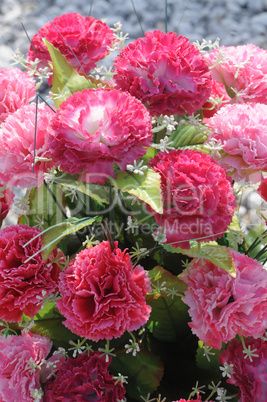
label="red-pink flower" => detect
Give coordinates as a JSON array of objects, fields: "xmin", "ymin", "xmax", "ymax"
[
  {"xmin": 113, "ymin": 30, "xmax": 212, "ymax": 116},
  {"xmin": 180, "ymin": 250, "xmax": 267, "ymax": 349},
  {"xmin": 0, "ymin": 187, "xmax": 14, "ymax": 226},
  {"xmin": 0, "ymin": 332, "xmax": 52, "ymax": 402},
  {"xmin": 0, "ymin": 68, "xmax": 35, "ymax": 124},
  {"xmin": 48, "ymin": 88, "xmax": 153, "ymax": 184},
  {"xmin": 27, "ymin": 13, "xmax": 115, "ymax": 84},
  {"xmin": 219, "ymin": 337, "xmax": 267, "ymax": 402},
  {"xmin": 0, "ymin": 224, "xmax": 65, "ymax": 322},
  {"xmin": 257, "ymin": 176, "xmax": 267, "ymax": 203},
  {"xmin": 201, "ymin": 80, "xmax": 231, "ymax": 118},
  {"xmin": 205, "ymin": 44, "xmax": 267, "ymax": 104},
  {"xmin": 204, "ymin": 103, "xmax": 267, "ymax": 183},
  {"xmin": 44, "ymin": 351, "xmax": 126, "ymax": 401},
  {"xmin": 57, "ymin": 241, "xmax": 151, "ymax": 341},
  {"xmin": 147, "ymin": 149, "xmax": 236, "ymax": 249},
  {"xmin": 0, "ymin": 103, "xmax": 55, "ymax": 188}
]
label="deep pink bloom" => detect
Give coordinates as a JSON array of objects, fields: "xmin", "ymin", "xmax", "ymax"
[
  {"xmin": 219, "ymin": 337, "xmax": 267, "ymax": 402},
  {"xmin": 57, "ymin": 241, "xmax": 151, "ymax": 341},
  {"xmin": 0, "ymin": 187, "xmax": 14, "ymax": 226},
  {"xmin": 147, "ymin": 149, "xmax": 236, "ymax": 249},
  {"xmin": 44, "ymin": 351, "xmax": 126, "ymax": 402},
  {"xmin": 204, "ymin": 103, "xmax": 267, "ymax": 183},
  {"xmin": 0, "ymin": 224, "xmax": 64, "ymax": 322},
  {"xmin": 257, "ymin": 176, "xmax": 267, "ymax": 203},
  {"xmin": 27, "ymin": 13, "xmax": 115, "ymax": 84},
  {"xmin": 0, "ymin": 68, "xmax": 35, "ymax": 124},
  {"xmin": 205, "ymin": 44, "xmax": 267, "ymax": 104},
  {"xmin": 180, "ymin": 250, "xmax": 267, "ymax": 349},
  {"xmin": 49, "ymin": 88, "xmax": 153, "ymax": 184},
  {"xmin": 0, "ymin": 103, "xmax": 55, "ymax": 188},
  {"xmin": 0, "ymin": 332, "xmax": 52, "ymax": 402},
  {"xmin": 114, "ymin": 30, "xmax": 212, "ymax": 116},
  {"xmin": 201, "ymin": 80, "xmax": 231, "ymax": 118}
]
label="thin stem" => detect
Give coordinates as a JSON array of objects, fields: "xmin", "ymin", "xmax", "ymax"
[
  {"xmin": 165, "ymin": 0, "xmax": 168, "ymax": 33},
  {"xmin": 130, "ymin": 0, "xmax": 145, "ymax": 36}
]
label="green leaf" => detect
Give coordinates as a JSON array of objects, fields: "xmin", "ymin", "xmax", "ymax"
[
  {"xmin": 113, "ymin": 167, "xmax": 163, "ymax": 214},
  {"xmin": 43, "ymin": 39, "xmax": 95, "ymax": 108},
  {"xmin": 23, "ymin": 216, "xmax": 100, "ymax": 262},
  {"xmin": 110, "ymin": 350, "xmax": 164, "ymax": 401},
  {"xmin": 55, "ymin": 172, "xmax": 111, "ymax": 205},
  {"xmin": 163, "ymin": 242, "xmax": 236, "ymax": 277},
  {"xmin": 195, "ymin": 341, "xmax": 221, "ymax": 372},
  {"xmin": 146, "ymin": 266, "xmax": 189, "ymax": 342},
  {"xmin": 31, "ymin": 302, "xmax": 79, "ymax": 344}
]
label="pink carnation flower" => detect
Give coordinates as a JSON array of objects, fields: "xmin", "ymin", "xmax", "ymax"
[
  {"xmin": 57, "ymin": 241, "xmax": 151, "ymax": 341},
  {"xmin": 0, "ymin": 187, "xmax": 14, "ymax": 226},
  {"xmin": 49, "ymin": 88, "xmax": 153, "ymax": 184},
  {"xmin": 201, "ymin": 80, "xmax": 231, "ymax": 118},
  {"xmin": 205, "ymin": 44, "xmax": 267, "ymax": 104},
  {"xmin": 204, "ymin": 103, "xmax": 267, "ymax": 183},
  {"xmin": 113, "ymin": 30, "xmax": 212, "ymax": 116},
  {"xmin": 257, "ymin": 176, "xmax": 267, "ymax": 203},
  {"xmin": 219, "ymin": 337, "xmax": 267, "ymax": 402},
  {"xmin": 0, "ymin": 68, "xmax": 35, "ymax": 124},
  {"xmin": 0, "ymin": 332, "xmax": 52, "ymax": 402},
  {"xmin": 27, "ymin": 13, "xmax": 114, "ymax": 84},
  {"xmin": 180, "ymin": 249, "xmax": 267, "ymax": 349},
  {"xmin": 0, "ymin": 224, "xmax": 64, "ymax": 322},
  {"xmin": 147, "ymin": 149, "xmax": 236, "ymax": 249},
  {"xmin": 0, "ymin": 103, "xmax": 55, "ymax": 188},
  {"xmin": 44, "ymin": 351, "xmax": 126, "ymax": 401}
]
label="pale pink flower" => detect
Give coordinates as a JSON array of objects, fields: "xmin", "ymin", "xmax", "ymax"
[
  {"xmin": 57, "ymin": 241, "xmax": 151, "ymax": 341},
  {"xmin": 49, "ymin": 88, "xmax": 153, "ymax": 184},
  {"xmin": 180, "ymin": 250, "xmax": 267, "ymax": 349},
  {"xmin": 0, "ymin": 224, "xmax": 64, "ymax": 322},
  {"xmin": 147, "ymin": 149, "xmax": 236, "ymax": 249},
  {"xmin": 114, "ymin": 30, "xmax": 212, "ymax": 116},
  {"xmin": 27, "ymin": 13, "xmax": 115, "ymax": 85},
  {"xmin": 204, "ymin": 103, "xmax": 267, "ymax": 183},
  {"xmin": 219, "ymin": 337, "xmax": 267, "ymax": 402},
  {"xmin": 0, "ymin": 332, "xmax": 52, "ymax": 402},
  {"xmin": 206, "ymin": 44, "xmax": 267, "ymax": 104},
  {"xmin": 0, "ymin": 103, "xmax": 55, "ymax": 188},
  {"xmin": 0, "ymin": 68, "xmax": 35, "ymax": 124}
]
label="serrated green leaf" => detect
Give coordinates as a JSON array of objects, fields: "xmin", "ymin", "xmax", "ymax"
[
  {"xmin": 110, "ymin": 350, "xmax": 164, "ymax": 401},
  {"xmin": 147, "ymin": 266, "xmax": 187, "ymax": 302},
  {"xmin": 43, "ymin": 39, "xmax": 95, "ymax": 108},
  {"xmin": 163, "ymin": 242, "xmax": 236, "ymax": 277},
  {"xmin": 113, "ymin": 168, "xmax": 163, "ymax": 214}
]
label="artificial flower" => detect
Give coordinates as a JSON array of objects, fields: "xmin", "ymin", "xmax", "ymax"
[
  {"xmin": 0, "ymin": 103, "xmax": 55, "ymax": 188},
  {"xmin": 57, "ymin": 241, "xmax": 151, "ymax": 340},
  {"xmin": 147, "ymin": 149, "xmax": 236, "ymax": 249},
  {"xmin": 219, "ymin": 337, "xmax": 267, "ymax": 402},
  {"xmin": 180, "ymin": 249, "xmax": 267, "ymax": 349},
  {"xmin": 205, "ymin": 43, "xmax": 267, "ymax": 104},
  {"xmin": 204, "ymin": 103, "xmax": 267, "ymax": 183},
  {"xmin": 114, "ymin": 30, "xmax": 212, "ymax": 116},
  {"xmin": 257, "ymin": 176, "xmax": 267, "ymax": 203},
  {"xmin": 44, "ymin": 351, "xmax": 126, "ymax": 401},
  {"xmin": 0, "ymin": 332, "xmax": 52, "ymax": 402},
  {"xmin": 48, "ymin": 88, "xmax": 153, "ymax": 184},
  {"xmin": 27, "ymin": 13, "xmax": 115, "ymax": 84},
  {"xmin": 0, "ymin": 224, "xmax": 65, "ymax": 322},
  {"xmin": 0, "ymin": 68, "xmax": 35, "ymax": 124},
  {"xmin": 0, "ymin": 187, "xmax": 14, "ymax": 226}
]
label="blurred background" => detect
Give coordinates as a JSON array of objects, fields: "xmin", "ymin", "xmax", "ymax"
[{"xmin": 0, "ymin": 0, "xmax": 267, "ymax": 68}]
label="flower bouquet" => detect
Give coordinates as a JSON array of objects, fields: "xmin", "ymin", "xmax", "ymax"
[{"xmin": 0, "ymin": 10, "xmax": 267, "ymax": 402}]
